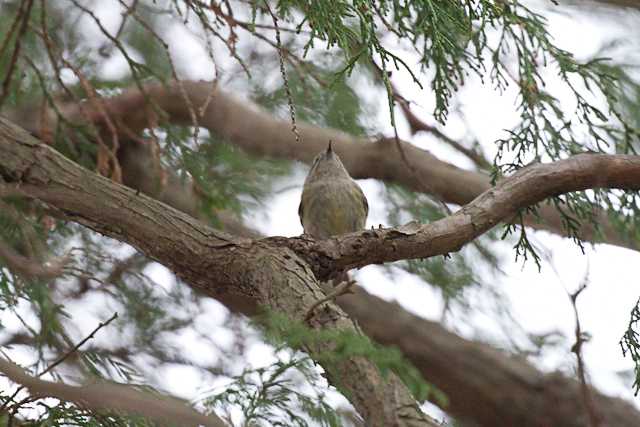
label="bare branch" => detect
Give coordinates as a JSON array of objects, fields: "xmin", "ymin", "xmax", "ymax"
[
  {"xmin": 276, "ymin": 153, "xmax": 640, "ymax": 279},
  {"xmin": 0, "ymin": 241, "xmax": 70, "ymax": 280},
  {"xmin": 0, "ymin": 358, "xmax": 226, "ymax": 427},
  {"xmin": 370, "ymin": 62, "xmax": 491, "ymax": 170},
  {"xmin": 305, "ymin": 279, "xmax": 356, "ymax": 322},
  {"xmin": 0, "ymin": 0, "xmax": 34, "ymax": 108},
  {"xmin": 9, "ymin": 80, "xmax": 633, "ymax": 251},
  {"xmin": 569, "ymin": 274, "xmax": 603, "ymax": 427},
  {"xmin": 1, "ymin": 313, "xmax": 119, "ymax": 413}
]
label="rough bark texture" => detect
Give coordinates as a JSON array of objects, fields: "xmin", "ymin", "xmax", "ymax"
[
  {"xmin": 3, "ymin": 111, "xmax": 640, "ymax": 425},
  {"xmin": 9, "ymin": 80, "xmax": 636, "ymax": 251},
  {"xmin": 222, "ymin": 217, "xmax": 640, "ymax": 427},
  {"xmin": 337, "ymin": 287, "xmax": 640, "ymax": 427},
  {"xmin": 271, "ymin": 153, "xmax": 640, "ymax": 280},
  {"xmin": 0, "ymin": 117, "xmax": 438, "ymax": 427}
]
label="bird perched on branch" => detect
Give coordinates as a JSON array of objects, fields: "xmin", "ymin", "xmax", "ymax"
[
  {"xmin": 299, "ymin": 141, "xmax": 368, "ymax": 240},
  {"xmin": 300, "ymin": 142, "xmax": 368, "ymax": 320}
]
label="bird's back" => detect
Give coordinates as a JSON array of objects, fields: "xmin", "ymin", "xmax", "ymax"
[{"xmin": 299, "ymin": 178, "xmax": 368, "ymax": 239}]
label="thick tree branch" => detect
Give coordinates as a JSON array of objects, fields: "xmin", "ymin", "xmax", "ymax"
[
  {"xmin": 0, "ymin": 359, "xmax": 226, "ymax": 427},
  {"xmin": 9, "ymin": 80, "xmax": 636, "ymax": 251},
  {"xmin": 2, "ymin": 116, "xmax": 639, "ymax": 426},
  {"xmin": 220, "ymin": 221, "xmax": 640, "ymax": 426},
  {"xmin": 0, "ymin": 117, "xmax": 438, "ymax": 427},
  {"xmin": 274, "ymin": 153, "xmax": 640, "ymax": 279}
]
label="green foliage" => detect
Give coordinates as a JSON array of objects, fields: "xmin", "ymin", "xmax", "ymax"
[
  {"xmin": 0, "ymin": 395, "xmax": 157, "ymax": 426},
  {"xmin": 161, "ymin": 126, "xmax": 292, "ymax": 223},
  {"xmin": 255, "ymin": 69, "xmax": 368, "ymax": 136},
  {"xmin": 256, "ymin": 311, "xmax": 447, "ymax": 406},
  {"xmin": 259, "ymin": 0, "xmax": 639, "ymax": 152},
  {"xmin": 620, "ymin": 299, "xmax": 640, "ymax": 395},
  {"xmin": 405, "ymin": 255, "xmax": 476, "ymax": 302},
  {"xmin": 203, "ymin": 355, "xmax": 342, "ymax": 427},
  {"xmin": 0, "ymin": 206, "xmax": 71, "ymax": 346}
]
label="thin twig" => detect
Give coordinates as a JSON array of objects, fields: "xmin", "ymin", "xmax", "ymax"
[
  {"xmin": 0, "ymin": 241, "xmax": 70, "ymax": 280},
  {"xmin": 0, "ymin": 1, "xmax": 27, "ymax": 67},
  {"xmin": 0, "ymin": 0, "xmax": 35, "ymax": 108},
  {"xmin": 1, "ymin": 313, "xmax": 119, "ymax": 412},
  {"xmin": 0, "ymin": 354, "xmax": 226, "ymax": 427},
  {"xmin": 114, "ymin": 0, "xmax": 200, "ymax": 143},
  {"xmin": 568, "ymin": 270, "xmax": 603, "ymax": 427},
  {"xmin": 264, "ymin": 1, "xmax": 301, "ymax": 144},
  {"xmin": 372, "ymin": 62, "xmax": 491, "ymax": 170},
  {"xmin": 39, "ymin": 312, "xmax": 119, "ymax": 378},
  {"xmin": 114, "ymin": 0, "xmax": 139, "ymax": 40},
  {"xmin": 305, "ymin": 279, "xmax": 356, "ymax": 322}
]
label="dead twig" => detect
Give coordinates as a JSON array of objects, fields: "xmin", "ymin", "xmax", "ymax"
[
  {"xmin": 305, "ymin": 279, "xmax": 356, "ymax": 322},
  {"xmin": 0, "ymin": 0, "xmax": 35, "ymax": 108},
  {"xmin": 1, "ymin": 313, "xmax": 118, "ymax": 412},
  {"xmin": 568, "ymin": 270, "xmax": 603, "ymax": 427}
]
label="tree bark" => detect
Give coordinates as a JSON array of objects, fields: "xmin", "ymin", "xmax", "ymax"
[
  {"xmin": 9, "ymin": 80, "xmax": 637, "ymax": 251},
  {"xmin": 3, "ymin": 116, "xmax": 640, "ymax": 426},
  {"xmin": 0, "ymin": 117, "xmax": 438, "ymax": 427}
]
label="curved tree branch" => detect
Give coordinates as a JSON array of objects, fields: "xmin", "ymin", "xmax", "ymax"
[
  {"xmin": 9, "ymin": 80, "xmax": 636, "ymax": 251},
  {"xmin": 274, "ymin": 153, "xmax": 640, "ymax": 279},
  {"xmin": 2, "ymin": 116, "xmax": 639, "ymax": 426},
  {"xmin": 0, "ymin": 117, "xmax": 438, "ymax": 427}
]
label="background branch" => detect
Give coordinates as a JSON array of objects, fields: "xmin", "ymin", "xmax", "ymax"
[
  {"xmin": 335, "ymin": 286, "xmax": 640, "ymax": 427},
  {"xmin": 8, "ymin": 80, "xmax": 636, "ymax": 251},
  {"xmin": 0, "ymin": 359, "xmax": 226, "ymax": 427}
]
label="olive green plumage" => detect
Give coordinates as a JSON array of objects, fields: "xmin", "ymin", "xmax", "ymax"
[{"xmin": 299, "ymin": 142, "xmax": 368, "ymax": 239}]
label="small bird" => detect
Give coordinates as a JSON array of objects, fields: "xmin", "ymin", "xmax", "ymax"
[
  {"xmin": 300, "ymin": 142, "xmax": 368, "ymax": 319},
  {"xmin": 299, "ymin": 141, "xmax": 368, "ymax": 240}
]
